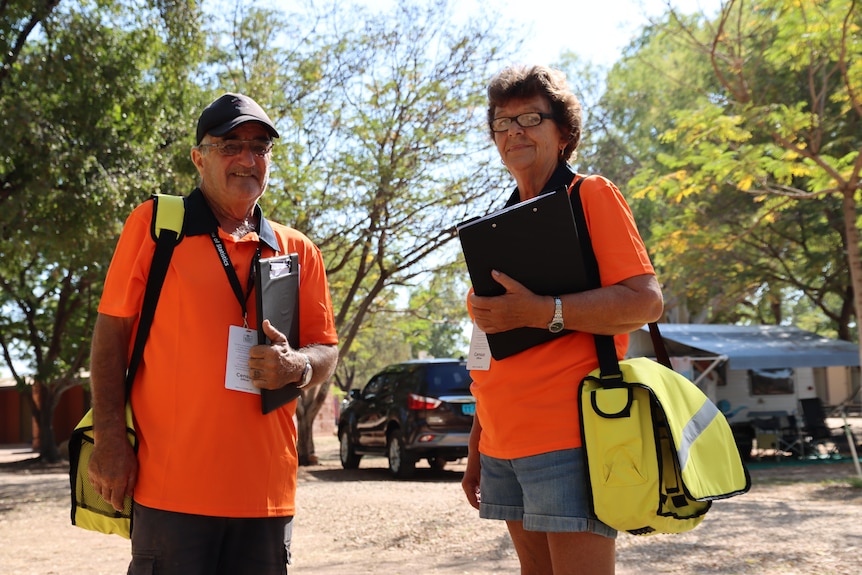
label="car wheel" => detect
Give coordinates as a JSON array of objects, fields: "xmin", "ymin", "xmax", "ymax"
[
  {"xmin": 339, "ymin": 430, "xmax": 361, "ymax": 469},
  {"xmin": 387, "ymin": 429, "xmax": 416, "ymax": 479},
  {"xmin": 427, "ymin": 456, "xmax": 447, "ymax": 471}
]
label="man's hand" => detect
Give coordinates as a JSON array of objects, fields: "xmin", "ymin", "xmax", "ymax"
[
  {"xmin": 248, "ymin": 320, "xmax": 305, "ymax": 389},
  {"xmin": 88, "ymin": 435, "xmax": 138, "ymax": 512},
  {"xmin": 88, "ymin": 312, "xmax": 137, "ymax": 512}
]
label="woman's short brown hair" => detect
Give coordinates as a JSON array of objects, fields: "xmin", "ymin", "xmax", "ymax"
[{"xmin": 487, "ymin": 65, "xmax": 582, "ymax": 162}]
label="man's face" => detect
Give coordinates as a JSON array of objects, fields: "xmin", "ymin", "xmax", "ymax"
[{"xmin": 191, "ymin": 122, "xmax": 272, "ymax": 208}]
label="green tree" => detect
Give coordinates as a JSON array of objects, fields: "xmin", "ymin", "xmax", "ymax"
[
  {"xmin": 199, "ymin": 0, "xmax": 513, "ymax": 461},
  {"xmin": 0, "ymin": 0, "xmax": 203, "ymax": 460},
  {"xmin": 291, "ymin": 0, "xmax": 510, "ymax": 460},
  {"xmin": 2, "ymin": 0, "xmax": 515, "ymax": 464},
  {"xmin": 332, "ymin": 300, "xmax": 413, "ymax": 395},
  {"xmin": 654, "ymin": 0, "xmax": 860, "ymax": 341},
  {"xmin": 581, "ymin": 1, "xmax": 859, "ymax": 343},
  {"xmin": 401, "ymin": 270, "xmax": 470, "ymax": 359},
  {"xmin": 328, "ymin": 267, "xmax": 469, "ymax": 395},
  {"xmin": 0, "ymin": 0, "xmax": 60, "ymax": 93}
]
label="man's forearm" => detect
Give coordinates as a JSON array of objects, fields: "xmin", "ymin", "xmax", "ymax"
[
  {"xmin": 89, "ymin": 313, "xmax": 135, "ymax": 442},
  {"xmin": 302, "ymin": 343, "xmax": 339, "ymax": 388}
]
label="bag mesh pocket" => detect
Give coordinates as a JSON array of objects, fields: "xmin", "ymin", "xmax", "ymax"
[
  {"xmin": 68, "ymin": 406, "xmax": 136, "ymax": 538},
  {"xmin": 71, "ymin": 434, "xmax": 133, "ymax": 520}
]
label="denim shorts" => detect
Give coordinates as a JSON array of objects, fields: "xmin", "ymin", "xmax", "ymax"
[{"xmin": 479, "ymin": 448, "xmax": 616, "ymax": 538}]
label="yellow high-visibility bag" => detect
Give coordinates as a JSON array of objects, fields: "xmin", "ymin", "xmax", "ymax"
[
  {"xmin": 566, "ymin": 177, "xmax": 749, "ymax": 535},
  {"xmin": 579, "ymin": 357, "xmax": 750, "ymax": 536},
  {"xmin": 69, "ymin": 194, "xmax": 184, "ymax": 538},
  {"xmin": 68, "ymin": 402, "xmax": 137, "ymax": 537}
]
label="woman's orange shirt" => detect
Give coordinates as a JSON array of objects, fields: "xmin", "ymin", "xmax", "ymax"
[{"xmin": 469, "ymin": 175, "xmax": 655, "ymax": 460}]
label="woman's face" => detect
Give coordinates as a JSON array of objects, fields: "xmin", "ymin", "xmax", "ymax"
[{"xmin": 493, "ymin": 95, "xmax": 566, "ymax": 179}]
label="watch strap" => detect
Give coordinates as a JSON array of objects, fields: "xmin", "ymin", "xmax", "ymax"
[
  {"xmin": 295, "ymin": 354, "xmax": 312, "ymax": 388},
  {"xmin": 548, "ymin": 296, "xmax": 564, "ymax": 332}
]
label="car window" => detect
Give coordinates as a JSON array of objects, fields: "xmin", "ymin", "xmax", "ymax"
[
  {"xmin": 425, "ymin": 364, "xmax": 472, "ymax": 395},
  {"xmin": 362, "ymin": 375, "xmax": 385, "ymax": 399},
  {"xmin": 398, "ymin": 365, "xmax": 423, "ymax": 393},
  {"xmin": 378, "ymin": 372, "xmax": 398, "ymax": 396}
]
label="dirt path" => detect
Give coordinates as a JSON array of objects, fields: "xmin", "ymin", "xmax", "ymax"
[{"xmin": 2, "ymin": 436, "xmax": 861, "ymax": 574}]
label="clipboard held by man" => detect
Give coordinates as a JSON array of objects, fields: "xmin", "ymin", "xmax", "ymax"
[{"xmin": 255, "ymin": 253, "xmax": 301, "ymax": 413}]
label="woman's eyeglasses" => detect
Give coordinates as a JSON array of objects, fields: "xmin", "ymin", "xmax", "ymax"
[
  {"xmin": 198, "ymin": 140, "xmax": 273, "ymax": 157},
  {"xmin": 490, "ymin": 112, "xmax": 554, "ymax": 133}
]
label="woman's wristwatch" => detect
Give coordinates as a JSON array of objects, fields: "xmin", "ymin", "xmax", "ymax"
[{"xmin": 547, "ymin": 296, "xmax": 564, "ymax": 333}]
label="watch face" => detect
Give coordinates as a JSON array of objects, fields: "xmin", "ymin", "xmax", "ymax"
[{"xmin": 549, "ymin": 321, "xmax": 564, "ymax": 333}]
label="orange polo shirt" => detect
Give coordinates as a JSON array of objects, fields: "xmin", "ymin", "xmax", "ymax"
[
  {"xmin": 98, "ymin": 189, "xmax": 338, "ymax": 517},
  {"xmin": 469, "ymin": 173, "xmax": 655, "ymax": 460}
]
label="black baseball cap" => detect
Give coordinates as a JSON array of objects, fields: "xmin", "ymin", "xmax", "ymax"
[{"xmin": 195, "ymin": 93, "xmax": 280, "ymax": 144}]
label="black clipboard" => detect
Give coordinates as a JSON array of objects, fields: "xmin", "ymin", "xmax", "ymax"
[
  {"xmin": 256, "ymin": 253, "xmax": 301, "ymax": 414},
  {"xmin": 457, "ymin": 188, "xmax": 588, "ymax": 360}
]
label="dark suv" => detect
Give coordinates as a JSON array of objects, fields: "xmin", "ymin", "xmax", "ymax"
[{"xmin": 337, "ymin": 359, "xmax": 475, "ymax": 478}]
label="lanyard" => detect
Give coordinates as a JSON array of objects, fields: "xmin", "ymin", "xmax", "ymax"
[{"xmin": 209, "ymin": 231, "xmax": 261, "ymax": 328}]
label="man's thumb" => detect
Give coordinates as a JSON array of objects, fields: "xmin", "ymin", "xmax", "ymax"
[{"xmin": 262, "ymin": 319, "xmax": 288, "ymax": 344}]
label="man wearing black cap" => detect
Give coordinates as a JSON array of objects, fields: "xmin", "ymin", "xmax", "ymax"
[{"xmin": 87, "ymin": 93, "xmax": 339, "ymax": 573}]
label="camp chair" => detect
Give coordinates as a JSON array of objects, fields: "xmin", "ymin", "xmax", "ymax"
[
  {"xmin": 750, "ymin": 416, "xmax": 783, "ymax": 459},
  {"xmin": 776, "ymin": 414, "xmax": 806, "ymax": 457},
  {"xmin": 798, "ymin": 398, "xmax": 854, "ymax": 457}
]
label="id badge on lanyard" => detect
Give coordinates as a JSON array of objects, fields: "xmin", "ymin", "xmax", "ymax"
[{"xmin": 209, "ymin": 231, "xmax": 262, "ymax": 394}]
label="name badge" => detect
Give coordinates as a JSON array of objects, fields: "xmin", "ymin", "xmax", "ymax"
[
  {"xmin": 225, "ymin": 325, "xmax": 260, "ymax": 394},
  {"xmin": 467, "ymin": 322, "xmax": 491, "ymax": 371}
]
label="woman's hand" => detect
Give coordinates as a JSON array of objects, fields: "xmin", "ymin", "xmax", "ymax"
[
  {"xmin": 468, "ymin": 270, "xmax": 549, "ymax": 334},
  {"xmin": 461, "ymin": 417, "xmax": 483, "ymax": 510},
  {"xmin": 469, "ymin": 271, "xmax": 663, "ymax": 336},
  {"xmin": 461, "ymin": 455, "xmax": 481, "ymax": 510}
]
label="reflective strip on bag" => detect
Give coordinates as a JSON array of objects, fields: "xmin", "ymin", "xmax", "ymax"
[{"xmin": 677, "ymin": 400, "xmax": 720, "ymax": 471}]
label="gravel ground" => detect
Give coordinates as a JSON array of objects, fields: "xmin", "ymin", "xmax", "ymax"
[{"xmin": 2, "ymin": 435, "xmax": 862, "ymax": 574}]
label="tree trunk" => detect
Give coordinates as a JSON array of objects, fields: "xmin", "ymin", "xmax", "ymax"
[
  {"xmin": 296, "ymin": 384, "xmax": 330, "ymax": 466},
  {"xmin": 841, "ymin": 187, "xmax": 862, "ymax": 368},
  {"xmin": 33, "ymin": 382, "xmax": 61, "ymax": 463}
]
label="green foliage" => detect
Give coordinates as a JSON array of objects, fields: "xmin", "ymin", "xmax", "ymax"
[
  {"xmin": 401, "ymin": 268, "xmax": 469, "ymax": 359},
  {"xmin": 581, "ymin": 0, "xmax": 861, "ymax": 339},
  {"xmin": 332, "ymin": 267, "xmax": 468, "ymax": 391},
  {"xmin": 195, "ymin": 0, "xmax": 513, "ymax": 376},
  {"xmin": 333, "ymin": 310, "xmax": 413, "ymax": 393},
  {"xmin": 0, "ymin": 0, "xmax": 61, "ymax": 92},
  {"xmin": 5, "ymin": 0, "xmax": 858, "ymax": 462},
  {"xmin": 2, "ymin": 0, "xmax": 518, "ymax": 456},
  {"xmin": 0, "ymin": 0, "xmax": 205, "ymax": 457}
]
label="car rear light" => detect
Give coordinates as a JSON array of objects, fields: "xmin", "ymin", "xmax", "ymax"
[{"xmin": 407, "ymin": 393, "xmax": 441, "ymax": 410}]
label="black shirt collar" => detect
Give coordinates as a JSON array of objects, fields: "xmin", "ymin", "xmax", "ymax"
[
  {"xmin": 182, "ymin": 188, "xmax": 280, "ymax": 252},
  {"xmin": 503, "ymin": 163, "xmax": 577, "ymax": 209}
]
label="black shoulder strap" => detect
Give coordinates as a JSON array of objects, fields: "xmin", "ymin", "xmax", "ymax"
[
  {"xmin": 568, "ymin": 176, "xmax": 670, "ymax": 377},
  {"xmin": 123, "ymin": 195, "xmax": 185, "ymax": 397}
]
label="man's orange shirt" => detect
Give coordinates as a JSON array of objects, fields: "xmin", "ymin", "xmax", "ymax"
[
  {"xmin": 469, "ymin": 175, "xmax": 655, "ymax": 460},
  {"xmin": 98, "ymin": 190, "xmax": 338, "ymax": 517}
]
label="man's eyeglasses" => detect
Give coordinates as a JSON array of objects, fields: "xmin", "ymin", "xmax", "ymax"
[
  {"xmin": 490, "ymin": 112, "xmax": 555, "ymax": 133},
  {"xmin": 198, "ymin": 140, "xmax": 274, "ymax": 157}
]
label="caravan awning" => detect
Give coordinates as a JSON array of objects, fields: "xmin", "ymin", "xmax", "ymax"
[{"xmin": 643, "ymin": 324, "xmax": 860, "ymax": 370}]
